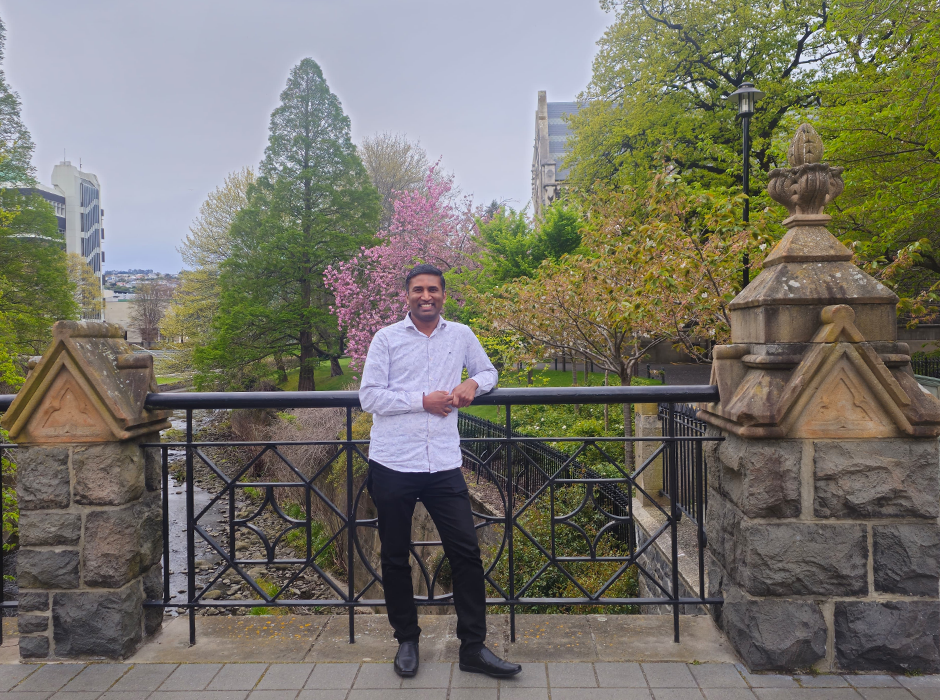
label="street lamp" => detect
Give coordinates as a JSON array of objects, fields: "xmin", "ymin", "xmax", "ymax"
[{"xmin": 728, "ymin": 81, "xmax": 764, "ymax": 287}]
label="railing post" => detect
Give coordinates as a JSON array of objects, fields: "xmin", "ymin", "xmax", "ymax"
[
  {"xmin": 505, "ymin": 404, "xmax": 515, "ymax": 643},
  {"xmin": 666, "ymin": 403, "xmax": 680, "ymax": 643},
  {"xmin": 346, "ymin": 406, "xmax": 355, "ymax": 644},
  {"xmin": 186, "ymin": 409, "xmax": 196, "ymax": 646},
  {"xmin": 0, "ymin": 321, "xmax": 170, "ymax": 660}
]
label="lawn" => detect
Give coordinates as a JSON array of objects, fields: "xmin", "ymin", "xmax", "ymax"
[
  {"xmin": 277, "ymin": 357, "xmax": 357, "ymax": 392},
  {"xmin": 156, "ymin": 376, "xmax": 182, "ymax": 385}
]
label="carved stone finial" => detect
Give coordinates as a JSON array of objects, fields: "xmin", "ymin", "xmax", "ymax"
[
  {"xmin": 787, "ymin": 123, "xmax": 824, "ymax": 166},
  {"xmin": 768, "ymin": 125, "xmax": 844, "ymax": 227}
]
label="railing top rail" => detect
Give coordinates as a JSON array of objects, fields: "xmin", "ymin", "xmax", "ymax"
[{"xmin": 0, "ymin": 384, "xmax": 718, "ymax": 413}]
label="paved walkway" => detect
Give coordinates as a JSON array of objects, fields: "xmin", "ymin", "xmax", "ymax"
[
  {"xmin": 0, "ymin": 660, "xmax": 939, "ymax": 700},
  {"xmin": 0, "ymin": 617, "xmax": 938, "ymax": 699}
]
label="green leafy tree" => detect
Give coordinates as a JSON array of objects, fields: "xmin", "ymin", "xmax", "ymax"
[
  {"xmin": 0, "ymin": 190, "xmax": 76, "ymax": 359},
  {"xmin": 566, "ymin": 0, "xmax": 835, "ymax": 198},
  {"xmin": 536, "ymin": 202, "xmax": 583, "ymax": 261},
  {"xmin": 200, "ymin": 59, "xmax": 379, "ymax": 390},
  {"xmin": 160, "ymin": 168, "xmax": 254, "ymax": 375},
  {"xmin": 0, "ymin": 17, "xmax": 35, "ymax": 185},
  {"xmin": 815, "ymin": 0, "xmax": 940, "ymax": 307}
]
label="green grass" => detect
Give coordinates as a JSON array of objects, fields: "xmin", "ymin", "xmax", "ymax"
[
  {"xmin": 460, "ymin": 369, "xmax": 662, "ymax": 422},
  {"xmin": 277, "ymin": 358, "xmax": 356, "ymax": 392},
  {"xmin": 248, "ymin": 577, "xmax": 289, "ymax": 616},
  {"xmin": 156, "ymin": 376, "xmax": 181, "ymax": 385}
]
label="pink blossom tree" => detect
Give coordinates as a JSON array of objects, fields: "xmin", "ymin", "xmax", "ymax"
[{"xmin": 324, "ymin": 166, "xmax": 479, "ymax": 370}]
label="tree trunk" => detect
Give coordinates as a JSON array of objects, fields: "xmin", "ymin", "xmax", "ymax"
[
  {"xmin": 275, "ymin": 354, "xmax": 288, "ymax": 385},
  {"xmin": 330, "ymin": 357, "xmax": 343, "ymax": 377},
  {"xmin": 298, "ymin": 333, "xmax": 316, "ymax": 391},
  {"xmin": 583, "ymin": 353, "xmax": 589, "ymax": 386},
  {"xmin": 620, "ymin": 369, "xmax": 635, "ymax": 471},
  {"xmin": 571, "ymin": 352, "xmax": 579, "ymax": 414},
  {"xmin": 527, "ymin": 367, "xmax": 533, "ymax": 386},
  {"xmin": 604, "ymin": 371, "xmax": 609, "ymax": 433}
]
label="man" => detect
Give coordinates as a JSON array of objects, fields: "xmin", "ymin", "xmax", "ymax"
[{"xmin": 360, "ymin": 263, "xmax": 522, "ymax": 679}]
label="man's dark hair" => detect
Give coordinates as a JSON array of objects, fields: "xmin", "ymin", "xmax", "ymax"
[{"xmin": 405, "ymin": 263, "xmax": 446, "ymax": 291}]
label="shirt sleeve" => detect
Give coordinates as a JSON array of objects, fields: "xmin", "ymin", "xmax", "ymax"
[
  {"xmin": 359, "ymin": 331, "xmax": 426, "ymax": 415},
  {"xmin": 465, "ymin": 328, "xmax": 499, "ymax": 396}
]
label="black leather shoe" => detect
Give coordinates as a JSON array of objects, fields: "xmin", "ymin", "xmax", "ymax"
[
  {"xmin": 459, "ymin": 646, "xmax": 522, "ymax": 678},
  {"xmin": 394, "ymin": 640, "xmax": 419, "ymax": 678}
]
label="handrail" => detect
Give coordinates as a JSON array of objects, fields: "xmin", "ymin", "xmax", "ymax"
[{"xmin": 0, "ymin": 384, "xmax": 718, "ymax": 413}]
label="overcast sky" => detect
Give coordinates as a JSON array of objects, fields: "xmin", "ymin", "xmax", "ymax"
[{"xmin": 1, "ymin": 1, "xmax": 610, "ymax": 273}]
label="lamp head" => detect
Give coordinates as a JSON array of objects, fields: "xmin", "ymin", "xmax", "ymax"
[{"xmin": 728, "ymin": 82, "xmax": 765, "ymax": 117}]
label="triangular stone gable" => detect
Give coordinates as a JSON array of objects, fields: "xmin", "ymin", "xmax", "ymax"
[
  {"xmin": 701, "ymin": 305, "xmax": 936, "ymax": 438},
  {"xmin": 1, "ymin": 321, "xmax": 170, "ymax": 444}
]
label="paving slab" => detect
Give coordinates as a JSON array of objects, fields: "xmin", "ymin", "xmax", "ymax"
[
  {"xmin": 649, "ymin": 690, "xmax": 706, "ymax": 700},
  {"xmin": 109, "ymin": 665, "xmax": 178, "ymax": 692},
  {"xmin": 206, "ymin": 664, "xmax": 268, "ymax": 690},
  {"xmin": 701, "ymin": 690, "xmax": 757, "ymax": 700},
  {"xmin": 595, "ymin": 662, "xmax": 648, "ymax": 688},
  {"xmin": 296, "ymin": 690, "xmax": 353, "ymax": 700},
  {"xmin": 499, "ymin": 687, "xmax": 550, "ymax": 700},
  {"xmin": 855, "ymin": 689, "xmax": 922, "ymax": 700},
  {"xmin": 128, "ymin": 616, "xmax": 324, "ymax": 663},
  {"xmin": 13, "ymin": 665, "xmax": 85, "ymax": 692},
  {"xmin": 752, "ymin": 690, "xmax": 865, "ymax": 699},
  {"xmin": 254, "ymin": 663, "xmax": 314, "ymax": 690},
  {"xmin": 552, "ymin": 689, "xmax": 654, "ymax": 700},
  {"xmin": 60, "ymin": 664, "xmax": 130, "ymax": 692},
  {"xmin": 505, "ymin": 616, "xmax": 596, "ymax": 662},
  {"xmin": 688, "ymin": 663, "xmax": 748, "ymax": 688},
  {"xmin": 159, "ymin": 663, "xmax": 223, "ymax": 691},
  {"xmin": 591, "ymin": 615, "xmax": 737, "ymax": 663},
  {"xmin": 400, "ymin": 662, "xmax": 453, "ymax": 689},
  {"xmin": 303, "ymin": 663, "xmax": 359, "ymax": 689},
  {"xmin": 449, "ymin": 688, "xmax": 498, "ymax": 700},
  {"xmin": 642, "ymin": 663, "xmax": 699, "ymax": 688},
  {"xmin": 548, "ymin": 662, "xmax": 598, "ymax": 687},
  {"xmin": 0, "ymin": 665, "xmax": 37, "ymax": 691}
]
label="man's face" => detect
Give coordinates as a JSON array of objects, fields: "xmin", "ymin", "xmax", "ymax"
[{"xmin": 407, "ymin": 274, "xmax": 446, "ymax": 324}]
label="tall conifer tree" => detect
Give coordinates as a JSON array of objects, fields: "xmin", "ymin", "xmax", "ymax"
[{"xmin": 201, "ymin": 59, "xmax": 379, "ymax": 390}]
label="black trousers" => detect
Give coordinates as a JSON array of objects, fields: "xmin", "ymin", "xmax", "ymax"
[{"xmin": 367, "ymin": 460, "xmax": 487, "ymax": 654}]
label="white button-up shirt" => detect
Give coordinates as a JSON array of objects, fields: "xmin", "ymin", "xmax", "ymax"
[{"xmin": 359, "ymin": 314, "xmax": 499, "ymax": 473}]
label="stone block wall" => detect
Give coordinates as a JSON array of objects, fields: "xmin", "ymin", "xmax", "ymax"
[
  {"xmin": 705, "ymin": 428, "xmax": 940, "ymax": 673},
  {"xmin": 16, "ymin": 436, "xmax": 163, "ymax": 660}
]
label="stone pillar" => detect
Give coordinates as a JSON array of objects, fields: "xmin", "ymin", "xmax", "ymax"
[
  {"xmin": 699, "ymin": 125, "xmax": 940, "ymax": 674},
  {"xmin": 634, "ymin": 403, "xmax": 664, "ymax": 507},
  {"xmin": 1, "ymin": 321, "xmax": 170, "ymax": 660}
]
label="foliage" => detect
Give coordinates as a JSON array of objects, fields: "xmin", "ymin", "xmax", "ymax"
[
  {"xmin": 0, "ymin": 190, "xmax": 77, "ymax": 363},
  {"xmin": 325, "ymin": 167, "xmax": 478, "ymax": 370},
  {"xmin": 486, "ymin": 174, "xmax": 769, "ymax": 383},
  {"xmin": 566, "ymin": 0, "xmax": 835, "ymax": 196},
  {"xmin": 1, "ymin": 431, "xmax": 17, "ymax": 553},
  {"xmin": 130, "ymin": 281, "xmax": 174, "ymax": 343},
  {"xmin": 160, "ymin": 168, "xmax": 254, "ymax": 375},
  {"xmin": 359, "ymin": 132, "xmax": 433, "ymax": 230},
  {"xmin": 815, "ymin": 0, "xmax": 940, "ymax": 307},
  {"xmin": 0, "ymin": 18, "xmax": 35, "ymax": 185},
  {"xmin": 66, "ymin": 253, "xmax": 103, "ymax": 320},
  {"xmin": 199, "ymin": 59, "xmax": 380, "ymax": 390},
  {"xmin": 480, "ymin": 174, "xmax": 770, "ymax": 465}
]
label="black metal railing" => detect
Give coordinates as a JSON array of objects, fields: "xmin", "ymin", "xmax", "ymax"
[
  {"xmin": 0, "ymin": 385, "xmax": 721, "ymax": 648},
  {"xmin": 457, "ymin": 411, "xmax": 634, "ymax": 546},
  {"xmin": 659, "ymin": 403, "xmax": 708, "ymax": 525},
  {"xmin": 912, "ymin": 356, "xmax": 940, "ymax": 379}
]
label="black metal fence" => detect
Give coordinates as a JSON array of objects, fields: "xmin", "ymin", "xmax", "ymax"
[
  {"xmin": 1, "ymin": 386, "xmax": 721, "ymax": 647},
  {"xmin": 659, "ymin": 403, "xmax": 709, "ymax": 525},
  {"xmin": 912, "ymin": 356, "xmax": 940, "ymax": 379}
]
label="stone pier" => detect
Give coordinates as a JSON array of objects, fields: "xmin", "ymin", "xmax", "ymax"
[
  {"xmin": 699, "ymin": 125, "xmax": 940, "ymax": 673},
  {"xmin": 0, "ymin": 321, "xmax": 170, "ymax": 660}
]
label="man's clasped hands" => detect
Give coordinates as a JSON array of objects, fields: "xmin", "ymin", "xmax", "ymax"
[{"xmin": 422, "ymin": 378, "xmax": 479, "ymax": 416}]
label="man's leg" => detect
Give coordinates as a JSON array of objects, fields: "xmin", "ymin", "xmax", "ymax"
[
  {"xmin": 367, "ymin": 461, "xmax": 421, "ymax": 644},
  {"xmin": 419, "ymin": 468, "xmax": 487, "ymax": 655}
]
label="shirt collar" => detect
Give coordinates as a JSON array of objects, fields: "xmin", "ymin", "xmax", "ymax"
[{"xmin": 404, "ymin": 312, "xmax": 447, "ymax": 334}]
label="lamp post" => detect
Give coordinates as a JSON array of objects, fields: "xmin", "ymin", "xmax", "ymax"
[{"xmin": 728, "ymin": 81, "xmax": 764, "ymax": 287}]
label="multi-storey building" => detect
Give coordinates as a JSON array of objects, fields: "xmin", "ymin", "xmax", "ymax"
[
  {"xmin": 51, "ymin": 161, "xmax": 104, "ymax": 282},
  {"xmin": 531, "ymin": 91, "xmax": 581, "ymax": 218}
]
